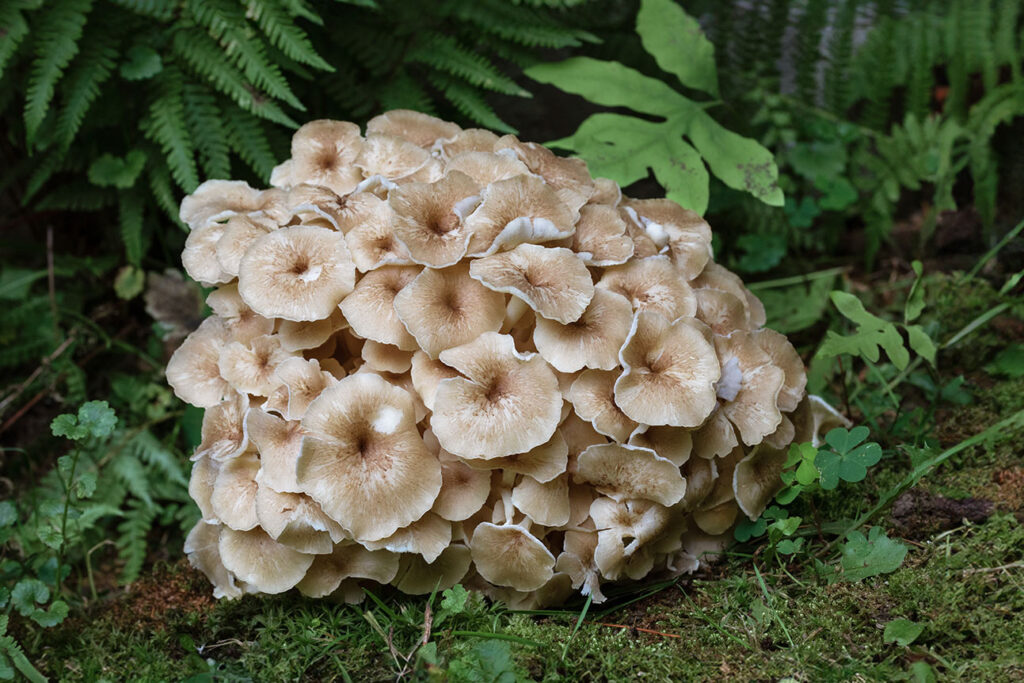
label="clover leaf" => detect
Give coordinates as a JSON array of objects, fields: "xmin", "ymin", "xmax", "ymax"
[
  {"xmin": 815, "ymin": 426, "xmax": 882, "ymax": 490},
  {"xmin": 837, "ymin": 527, "xmax": 907, "ymax": 582}
]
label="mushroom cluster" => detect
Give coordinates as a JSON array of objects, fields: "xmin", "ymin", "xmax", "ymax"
[{"xmin": 172, "ymin": 111, "xmax": 844, "ymax": 607}]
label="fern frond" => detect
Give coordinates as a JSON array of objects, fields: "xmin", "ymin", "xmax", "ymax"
[
  {"xmin": 22, "ymin": 148, "xmax": 64, "ymax": 202},
  {"xmin": 128, "ymin": 430, "xmax": 188, "ymax": 487},
  {"xmin": 140, "ymin": 68, "xmax": 199, "ymax": 191},
  {"xmin": 145, "ymin": 157, "xmax": 181, "ymax": 224},
  {"xmin": 186, "ymin": 0, "xmax": 305, "ymax": 111},
  {"xmin": 23, "ymin": 0, "xmax": 93, "ymax": 146},
  {"xmin": 822, "ymin": 0, "xmax": 858, "ymax": 115},
  {"xmin": 408, "ymin": 33, "xmax": 529, "ymax": 96},
  {"xmin": 171, "ymin": 27, "xmax": 298, "ymax": 127},
  {"xmin": 116, "ymin": 499, "xmax": 157, "ymax": 583},
  {"xmin": 993, "ymin": 0, "xmax": 1022, "ymax": 82},
  {"xmin": 108, "ymin": 0, "xmax": 175, "ymax": 20},
  {"xmin": 453, "ymin": 0, "xmax": 594, "ymax": 49},
  {"xmin": 53, "ymin": 30, "xmax": 119, "ymax": 151},
  {"xmin": 118, "ymin": 188, "xmax": 145, "ymax": 265},
  {"xmin": 182, "ymin": 83, "xmax": 231, "ymax": 179},
  {"xmin": 222, "ymin": 106, "xmax": 279, "ymax": 180},
  {"xmin": 429, "ymin": 73, "xmax": 516, "ymax": 133},
  {"xmin": 376, "ymin": 71, "xmax": 435, "ymax": 115},
  {"xmin": 37, "ymin": 181, "xmax": 116, "ymax": 211},
  {"xmin": 0, "ymin": 3, "xmax": 34, "ymax": 81},
  {"xmin": 245, "ymin": 0, "xmax": 333, "ymax": 71}
]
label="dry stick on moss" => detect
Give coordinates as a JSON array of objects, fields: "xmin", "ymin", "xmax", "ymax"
[{"xmin": 818, "ymin": 408, "xmax": 1024, "ymax": 557}]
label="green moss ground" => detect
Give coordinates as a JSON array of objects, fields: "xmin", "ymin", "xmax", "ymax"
[{"xmin": 25, "ymin": 273, "xmax": 1024, "ymax": 682}]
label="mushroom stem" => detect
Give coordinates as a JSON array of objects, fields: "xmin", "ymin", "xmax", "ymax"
[
  {"xmin": 500, "ymin": 489, "xmax": 515, "ymax": 525},
  {"xmin": 500, "ymin": 297, "xmax": 530, "ymax": 333}
]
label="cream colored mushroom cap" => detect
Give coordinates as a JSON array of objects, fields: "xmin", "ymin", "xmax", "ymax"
[
  {"xmin": 393, "ymin": 263, "xmax": 505, "ymax": 359},
  {"xmin": 596, "ymin": 255, "xmax": 696, "ymax": 319},
  {"xmin": 512, "ymin": 474, "xmax": 570, "ymax": 527},
  {"xmin": 392, "ymin": 544, "xmax": 473, "ymax": 595},
  {"xmin": 752, "ymin": 328, "xmax": 807, "ymax": 413},
  {"xmin": 464, "ymin": 174, "xmax": 577, "ymax": 257},
  {"xmin": 570, "ymin": 204, "xmax": 634, "ymax": 266},
  {"xmin": 238, "ymin": 225, "xmax": 356, "ymax": 322},
  {"xmin": 534, "ymin": 288, "xmax": 633, "ymax": 373},
  {"xmin": 195, "ymin": 393, "xmax": 249, "ymax": 462},
  {"xmin": 189, "ymin": 454, "xmax": 219, "ymax": 523},
  {"xmin": 217, "ymin": 334, "xmax": 290, "ymax": 397},
  {"xmin": 355, "ymin": 133, "xmax": 436, "ymax": 181},
  {"xmin": 179, "ymin": 179, "xmax": 264, "ymax": 230},
  {"xmin": 363, "ymin": 512, "xmax": 452, "ymax": 563},
  {"xmin": 628, "ymin": 424, "xmax": 692, "ymax": 466},
  {"xmin": 576, "ymin": 443, "xmax": 687, "ymax": 506},
  {"xmin": 255, "ymin": 484, "xmax": 347, "ymax": 554},
  {"xmin": 340, "ymin": 265, "xmax": 421, "ymax": 350},
  {"xmin": 289, "ymin": 120, "xmax": 364, "ymax": 196},
  {"xmin": 184, "ymin": 521, "xmax": 243, "ymax": 599},
  {"xmin": 166, "ymin": 316, "xmax": 233, "ymax": 408},
  {"xmin": 445, "ymin": 151, "xmax": 531, "ymax": 186},
  {"xmin": 206, "ymin": 284, "xmax": 275, "ymax": 345},
  {"xmin": 245, "ymin": 407, "xmax": 304, "ymax": 493},
  {"xmin": 733, "ymin": 445, "xmax": 788, "ymax": 521},
  {"xmin": 431, "ymin": 332, "xmax": 561, "ymax": 459},
  {"xmin": 389, "ymin": 171, "xmax": 481, "ymax": 267},
  {"xmin": 469, "ymin": 522, "xmax": 555, "ymax": 592},
  {"xmin": 461, "ymin": 430, "xmax": 568, "ymax": 484},
  {"xmin": 297, "ymin": 543, "xmax": 400, "ymax": 598},
  {"xmin": 615, "ymin": 311, "xmax": 721, "ymax": 427},
  {"xmin": 182, "ymin": 222, "xmax": 232, "ymax": 286},
  {"xmin": 216, "ymin": 214, "xmax": 276, "ymax": 278},
  {"xmin": 298, "ymin": 373, "xmax": 441, "ymax": 541},
  {"xmin": 432, "ymin": 457, "xmax": 492, "ymax": 522},
  {"xmin": 218, "ymin": 527, "xmax": 315, "ymax": 594},
  {"xmin": 566, "ymin": 369, "xmax": 638, "ymax": 443},
  {"xmin": 277, "ymin": 308, "xmax": 347, "ymax": 352},
  {"xmin": 621, "ymin": 198, "xmax": 712, "ymax": 280},
  {"xmin": 367, "ymin": 109, "xmax": 461, "ymax": 148},
  {"xmin": 410, "ymin": 351, "xmax": 461, "ymax": 411},
  {"xmin": 469, "ymin": 244, "xmax": 594, "ymax": 324},
  {"xmin": 211, "ymin": 449, "xmax": 260, "ymax": 531}
]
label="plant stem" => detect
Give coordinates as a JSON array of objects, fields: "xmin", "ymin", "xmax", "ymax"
[{"xmin": 54, "ymin": 444, "xmax": 82, "ymax": 595}]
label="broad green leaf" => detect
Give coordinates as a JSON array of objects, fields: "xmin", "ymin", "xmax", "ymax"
[
  {"xmin": 77, "ymin": 400, "xmax": 117, "ymax": 438},
  {"xmin": 819, "ymin": 291, "xmax": 910, "ymax": 369},
  {"xmin": 548, "ymin": 114, "xmax": 709, "ymax": 213},
  {"xmin": 51, "ymin": 413, "xmax": 87, "ymax": 441},
  {"xmin": 884, "ymin": 618, "xmax": 924, "ymax": 646},
  {"xmin": 0, "ymin": 502, "xmax": 15, "ymax": 528},
  {"xmin": 636, "ymin": 0, "xmax": 719, "ymax": 96},
  {"xmin": 30, "ymin": 600, "xmax": 68, "ymax": 627},
  {"xmin": 815, "ymin": 177, "xmax": 858, "ymax": 211},
  {"xmin": 758, "ymin": 274, "xmax": 835, "ymax": 335},
  {"xmin": 525, "ymin": 57, "xmax": 689, "ymax": 118},
  {"xmin": 734, "ymin": 516, "xmax": 767, "ymax": 541},
  {"xmin": 785, "ymin": 196, "xmax": 821, "ymax": 228},
  {"xmin": 686, "ymin": 110, "xmax": 784, "ymax": 206},
  {"xmin": 440, "ymin": 584, "xmax": 469, "ymax": 614},
  {"xmin": 985, "ymin": 344, "xmax": 1024, "ymax": 378},
  {"xmin": 905, "ymin": 325, "xmax": 937, "ymax": 365},
  {"xmin": 776, "ymin": 538, "xmax": 804, "ymax": 555},
  {"xmin": 10, "ymin": 579, "xmax": 48, "ymax": 616},
  {"xmin": 837, "ymin": 527, "xmax": 907, "ymax": 582}
]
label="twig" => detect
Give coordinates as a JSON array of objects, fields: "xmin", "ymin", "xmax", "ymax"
[
  {"xmin": 587, "ymin": 621, "xmax": 682, "ymax": 639},
  {"xmin": 0, "ymin": 332, "xmax": 76, "ymax": 417},
  {"xmin": 961, "ymin": 562, "xmax": 1024, "ymax": 575}
]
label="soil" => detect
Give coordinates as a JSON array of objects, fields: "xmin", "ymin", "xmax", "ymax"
[{"xmin": 890, "ymin": 489, "xmax": 994, "ymax": 539}]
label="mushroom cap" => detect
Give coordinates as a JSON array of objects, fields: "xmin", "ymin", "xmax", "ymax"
[
  {"xmin": 218, "ymin": 526, "xmax": 315, "ymax": 594},
  {"xmin": 464, "ymin": 174, "xmax": 577, "ymax": 257},
  {"xmin": 184, "ymin": 521, "xmax": 243, "ymax": 599},
  {"xmin": 469, "ymin": 244, "xmax": 594, "ymax": 324},
  {"xmin": 461, "ymin": 430, "xmax": 568, "ymax": 484},
  {"xmin": 691, "ymin": 409, "xmax": 739, "ymax": 460},
  {"xmin": 693, "ymin": 500, "xmax": 739, "ymax": 536},
  {"xmin": 628, "ymin": 425, "xmax": 692, "ymax": 466},
  {"xmin": 338, "ymin": 194, "xmax": 415, "ymax": 272},
  {"xmin": 733, "ymin": 445, "xmax": 788, "ymax": 521},
  {"xmin": 217, "ymin": 334, "xmax": 290, "ymax": 397},
  {"xmin": 206, "ymin": 284, "xmax": 275, "ymax": 345},
  {"xmin": 340, "ymin": 265, "xmax": 421, "ymax": 350},
  {"xmin": 393, "ymin": 263, "xmax": 505, "ymax": 359},
  {"xmin": 431, "ymin": 332, "xmax": 561, "ymax": 459},
  {"xmin": 297, "ymin": 543, "xmax": 400, "ymax": 598},
  {"xmin": 211, "ymin": 449, "xmax": 260, "ymax": 530},
  {"xmin": 576, "ymin": 443, "xmax": 687, "ymax": 506},
  {"xmin": 246, "ymin": 407, "xmax": 305, "ymax": 493},
  {"xmin": 469, "ymin": 522, "xmax": 555, "ymax": 591},
  {"xmin": 716, "ymin": 334, "xmax": 785, "ymax": 446},
  {"xmin": 621, "ymin": 198, "xmax": 712, "ymax": 280},
  {"xmin": 678, "ymin": 454, "xmax": 717, "ymax": 511},
  {"xmin": 360, "ymin": 340, "xmax": 414, "ymax": 374},
  {"xmin": 615, "ymin": 311, "xmax": 720, "ymax": 427},
  {"xmin": 238, "ymin": 225, "xmax": 356, "ymax": 322},
  {"xmin": 410, "ymin": 351, "xmax": 461, "ymax": 411},
  {"xmin": 367, "ymin": 109, "xmax": 461, "ymax": 149},
  {"xmin": 567, "ymin": 369, "xmax": 638, "ymax": 443},
  {"xmin": 792, "ymin": 394, "xmax": 852, "ymax": 447},
  {"xmin": 166, "ymin": 316, "xmax": 233, "ymax": 408},
  {"xmin": 589, "ymin": 177, "xmax": 622, "ymax": 207},
  {"xmin": 277, "ymin": 308, "xmax": 347, "ymax": 352},
  {"xmin": 435, "ymin": 128, "xmax": 500, "ymax": 159},
  {"xmin": 446, "ymin": 151, "xmax": 531, "ymax": 186},
  {"xmin": 363, "ymin": 512, "xmax": 452, "ymax": 563},
  {"xmin": 289, "ymin": 120, "xmax": 364, "ymax": 196},
  {"xmin": 183, "ymin": 222, "xmax": 233, "ymax": 286},
  {"xmin": 355, "ymin": 133, "xmax": 437, "ymax": 181},
  {"xmin": 752, "ymin": 328, "xmax": 807, "ymax": 413},
  {"xmin": 512, "ymin": 474, "xmax": 570, "ymax": 527},
  {"xmin": 216, "ymin": 214, "xmax": 276, "ymax": 278},
  {"xmin": 179, "ymin": 180, "xmax": 265, "ymax": 230},
  {"xmin": 596, "ymin": 255, "xmax": 697, "ymax": 320},
  {"xmin": 432, "ymin": 457, "xmax": 492, "ymax": 522},
  {"xmin": 695, "ymin": 288, "xmax": 749, "ymax": 336},
  {"xmin": 389, "ymin": 171, "xmax": 481, "ymax": 267},
  {"xmin": 392, "ymin": 544, "xmax": 473, "ymax": 595},
  {"xmin": 255, "ymin": 484, "xmax": 347, "ymax": 554},
  {"xmin": 534, "ymin": 289, "xmax": 633, "ymax": 373},
  {"xmin": 262, "ymin": 357, "xmax": 337, "ymax": 421},
  {"xmin": 298, "ymin": 373, "xmax": 441, "ymax": 541},
  {"xmin": 569, "ymin": 204, "xmax": 634, "ymax": 266},
  {"xmin": 189, "ymin": 454, "xmax": 219, "ymax": 522},
  {"xmin": 195, "ymin": 392, "xmax": 249, "ymax": 461},
  {"xmin": 494, "ymin": 136, "xmax": 595, "ymax": 211},
  {"xmin": 693, "ymin": 263, "xmax": 765, "ymax": 327}
]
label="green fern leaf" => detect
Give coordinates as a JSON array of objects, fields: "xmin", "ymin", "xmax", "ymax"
[
  {"xmin": 140, "ymin": 69, "xmax": 199, "ymax": 191},
  {"xmin": 53, "ymin": 35, "xmax": 119, "ymax": 151},
  {"xmin": 108, "ymin": 0, "xmax": 175, "ymax": 20},
  {"xmin": 116, "ymin": 499, "xmax": 157, "ymax": 584},
  {"xmin": 245, "ymin": 0, "xmax": 334, "ymax": 71},
  {"xmin": 129, "ymin": 430, "xmax": 188, "ymax": 487},
  {"xmin": 453, "ymin": 0, "xmax": 595, "ymax": 49},
  {"xmin": 377, "ymin": 71, "xmax": 435, "ymax": 115},
  {"xmin": 429, "ymin": 73, "xmax": 515, "ymax": 133},
  {"xmin": 0, "ymin": 3, "xmax": 34, "ymax": 81},
  {"xmin": 118, "ymin": 188, "xmax": 145, "ymax": 265},
  {"xmin": 37, "ymin": 181, "xmax": 116, "ymax": 211},
  {"xmin": 222, "ymin": 106, "xmax": 279, "ymax": 180},
  {"xmin": 182, "ymin": 83, "xmax": 231, "ymax": 179},
  {"xmin": 22, "ymin": 148, "xmax": 64, "ymax": 202},
  {"xmin": 145, "ymin": 157, "xmax": 182, "ymax": 224},
  {"xmin": 409, "ymin": 33, "xmax": 529, "ymax": 96},
  {"xmin": 23, "ymin": 0, "xmax": 94, "ymax": 146}
]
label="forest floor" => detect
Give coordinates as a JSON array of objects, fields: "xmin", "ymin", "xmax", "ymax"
[{"xmin": 21, "ymin": 266, "xmax": 1024, "ymax": 682}]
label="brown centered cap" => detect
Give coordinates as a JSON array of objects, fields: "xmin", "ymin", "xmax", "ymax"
[
  {"xmin": 289, "ymin": 120, "xmax": 364, "ymax": 196},
  {"xmin": 615, "ymin": 312, "xmax": 720, "ymax": 427},
  {"xmin": 389, "ymin": 171, "xmax": 481, "ymax": 267},
  {"xmin": 296, "ymin": 543, "xmax": 400, "ymax": 598},
  {"xmin": 469, "ymin": 244, "xmax": 595, "ymax": 324},
  {"xmin": 184, "ymin": 521, "xmax": 243, "ymax": 599},
  {"xmin": 463, "ymin": 174, "xmax": 577, "ymax": 257},
  {"xmin": 366, "ymin": 109, "xmax": 462, "ymax": 149},
  {"xmin": 238, "ymin": 225, "xmax": 356, "ymax": 322},
  {"xmin": 166, "ymin": 316, "xmax": 234, "ymax": 408},
  {"xmin": 733, "ymin": 444, "xmax": 788, "ymax": 521},
  {"xmin": 391, "ymin": 544, "xmax": 473, "ymax": 595},
  {"xmin": 297, "ymin": 373, "xmax": 441, "ymax": 541},
  {"xmin": 218, "ymin": 526, "xmax": 315, "ymax": 594},
  {"xmin": 340, "ymin": 265, "xmax": 421, "ymax": 350},
  {"xmin": 431, "ymin": 332, "xmax": 561, "ymax": 459},
  {"xmin": 534, "ymin": 288, "xmax": 633, "ymax": 373},
  {"xmin": 566, "ymin": 369, "xmax": 638, "ymax": 443},
  {"xmin": 568, "ymin": 204, "xmax": 634, "ymax": 266},
  {"xmin": 596, "ymin": 256, "xmax": 697, "ymax": 320}
]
